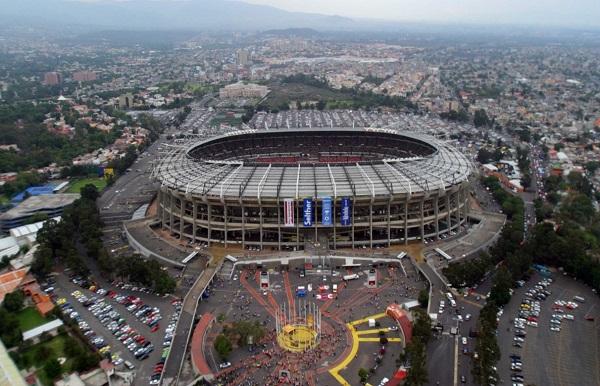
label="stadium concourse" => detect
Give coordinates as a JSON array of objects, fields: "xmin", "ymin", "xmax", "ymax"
[{"xmin": 153, "ymin": 127, "xmax": 472, "ymax": 251}]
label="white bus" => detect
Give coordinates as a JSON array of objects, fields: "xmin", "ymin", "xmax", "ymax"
[
  {"xmin": 182, "ymin": 251, "xmax": 198, "ymax": 264},
  {"xmin": 343, "ymin": 274, "xmax": 359, "ymax": 281},
  {"xmin": 435, "ymin": 248, "xmax": 453, "ymax": 261}
]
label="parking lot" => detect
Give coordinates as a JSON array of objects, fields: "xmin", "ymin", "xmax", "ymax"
[
  {"xmin": 49, "ymin": 271, "xmax": 182, "ymax": 385},
  {"xmin": 497, "ymin": 272, "xmax": 600, "ymax": 386},
  {"xmin": 247, "ymin": 110, "xmax": 482, "ymax": 140}
]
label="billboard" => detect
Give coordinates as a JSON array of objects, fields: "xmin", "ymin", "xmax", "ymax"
[
  {"xmin": 321, "ymin": 196, "xmax": 332, "ymax": 226},
  {"xmin": 303, "ymin": 198, "xmax": 313, "ymax": 227},
  {"xmin": 283, "ymin": 199, "xmax": 295, "ymax": 227},
  {"xmin": 340, "ymin": 197, "xmax": 352, "ymax": 226}
]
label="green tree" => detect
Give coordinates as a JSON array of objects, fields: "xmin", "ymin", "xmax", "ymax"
[
  {"xmin": 35, "ymin": 345, "xmax": 53, "ymax": 363},
  {"xmin": 473, "ymin": 109, "xmax": 490, "ymax": 127},
  {"xmin": 214, "ymin": 334, "xmax": 232, "ymax": 360},
  {"xmin": 358, "ymin": 367, "xmax": 369, "ymax": 383},
  {"xmin": 405, "ymin": 340, "xmax": 428, "ymax": 386},
  {"xmin": 43, "ymin": 358, "xmax": 62, "ymax": 380},
  {"xmin": 3, "ymin": 290, "xmax": 25, "ymax": 312},
  {"xmin": 80, "ymin": 184, "xmax": 99, "ymax": 201},
  {"xmin": 0, "ymin": 308, "xmax": 22, "ymax": 348},
  {"xmin": 418, "ymin": 289, "xmax": 429, "ymax": 308},
  {"xmin": 489, "ymin": 267, "xmax": 513, "ymax": 306},
  {"xmin": 585, "ymin": 161, "xmax": 600, "ymax": 174}
]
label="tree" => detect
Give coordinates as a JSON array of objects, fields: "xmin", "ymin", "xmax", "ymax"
[
  {"xmin": 405, "ymin": 340, "xmax": 428, "ymax": 386},
  {"xmin": 585, "ymin": 161, "xmax": 600, "ymax": 174},
  {"xmin": 3, "ymin": 290, "xmax": 24, "ymax": 312},
  {"xmin": 418, "ymin": 289, "xmax": 429, "ymax": 308},
  {"xmin": 358, "ymin": 367, "xmax": 369, "ymax": 383},
  {"xmin": 80, "ymin": 183, "xmax": 99, "ymax": 201},
  {"xmin": 489, "ymin": 267, "xmax": 513, "ymax": 306},
  {"xmin": 43, "ymin": 358, "xmax": 62, "ymax": 380},
  {"xmin": 0, "ymin": 308, "xmax": 22, "ymax": 348},
  {"xmin": 35, "ymin": 345, "xmax": 53, "ymax": 363},
  {"xmin": 214, "ymin": 334, "xmax": 232, "ymax": 360},
  {"xmin": 73, "ymin": 353, "xmax": 100, "ymax": 372},
  {"xmin": 473, "ymin": 109, "xmax": 490, "ymax": 128}
]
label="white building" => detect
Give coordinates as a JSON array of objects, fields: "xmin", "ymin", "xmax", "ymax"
[{"xmin": 219, "ymin": 82, "xmax": 269, "ymax": 99}]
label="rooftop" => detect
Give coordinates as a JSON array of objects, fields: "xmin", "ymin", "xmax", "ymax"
[
  {"xmin": 0, "ymin": 194, "xmax": 79, "ymax": 221},
  {"xmin": 155, "ymin": 128, "xmax": 472, "ymax": 200},
  {"xmin": 22, "ymin": 319, "xmax": 64, "ymax": 341}
]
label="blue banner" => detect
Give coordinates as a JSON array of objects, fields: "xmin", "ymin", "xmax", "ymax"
[
  {"xmin": 321, "ymin": 197, "xmax": 332, "ymax": 226},
  {"xmin": 340, "ymin": 197, "xmax": 351, "ymax": 226},
  {"xmin": 303, "ymin": 198, "xmax": 313, "ymax": 227}
]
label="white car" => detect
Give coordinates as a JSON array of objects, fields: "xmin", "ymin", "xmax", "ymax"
[
  {"xmin": 550, "ymin": 326, "xmax": 561, "ymax": 332},
  {"xmin": 461, "ymin": 337, "xmax": 467, "ymax": 345},
  {"xmin": 219, "ymin": 362, "xmax": 232, "ymax": 369}
]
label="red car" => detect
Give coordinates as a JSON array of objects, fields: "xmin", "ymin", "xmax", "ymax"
[
  {"xmin": 151, "ymin": 325, "xmax": 160, "ymax": 333},
  {"xmin": 585, "ymin": 315, "xmax": 595, "ymax": 321}
]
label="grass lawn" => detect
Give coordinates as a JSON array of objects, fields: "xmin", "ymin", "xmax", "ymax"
[
  {"xmin": 66, "ymin": 177, "xmax": 107, "ymax": 194},
  {"xmin": 19, "ymin": 334, "xmax": 74, "ymax": 386},
  {"xmin": 16, "ymin": 307, "xmax": 51, "ymax": 331},
  {"xmin": 264, "ymin": 81, "xmax": 346, "ymax": 109}
]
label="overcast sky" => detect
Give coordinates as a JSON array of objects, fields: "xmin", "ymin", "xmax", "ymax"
[{"xmin": 242, "ymin": 0, "xmax": 600, "ymax": 28}]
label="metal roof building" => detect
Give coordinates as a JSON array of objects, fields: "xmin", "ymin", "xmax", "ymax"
[{"xmin": 154, "ymin": 128, "xmax": 472, "ymax": 251}]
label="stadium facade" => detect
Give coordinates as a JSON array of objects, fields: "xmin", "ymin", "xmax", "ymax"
[{"xmin": 154, "ymin": 128, "xmax": 472, "ymax": 250}]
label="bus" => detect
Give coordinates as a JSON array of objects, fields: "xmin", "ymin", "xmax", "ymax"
[
  {"xmin": 574, "ymin": 296, "xmax": 585, "ymax": 303},
  {"xmin": 343, "ymin": 274, "xmax": 359, "ymax": 281},
  {"xmin": 182, "ymin": 251, "xmax": 198, "ymax": 264},
  {"xmin": 435, "ymin": 248, "xmax": 453, "ymax": 261}
]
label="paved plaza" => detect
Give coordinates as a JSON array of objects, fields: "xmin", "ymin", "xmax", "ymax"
[{"xmin": 181, "ymin": 255, "xmax": 427, "ymax": 386}]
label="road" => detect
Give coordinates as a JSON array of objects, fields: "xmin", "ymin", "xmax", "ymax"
[
  {"xmin": 161, "ymin": 261, "xmax": 221, "ymax": 385},
  {"xmin": 418, "ymin": 256, "xmax": 485, "ymax": 386}
]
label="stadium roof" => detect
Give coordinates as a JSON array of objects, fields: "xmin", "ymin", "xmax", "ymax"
[{"xmin": 154, "ymin": 128, "xmax": 472, "ymax": 200}]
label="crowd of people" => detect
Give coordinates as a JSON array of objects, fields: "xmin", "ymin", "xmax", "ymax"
[{"xmin": 207, "ymin": 260, "xmax": 427, "ymax": 385}]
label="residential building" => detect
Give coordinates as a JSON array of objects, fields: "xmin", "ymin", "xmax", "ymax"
[
  {"xmin": 43, "ymin": 72, "xmax": 62, "ymax": 85},
  {"xmin": 72, "ymin": 71, "xmax": 97, "ymax": 82}
]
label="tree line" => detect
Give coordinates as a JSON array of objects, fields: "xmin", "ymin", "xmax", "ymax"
[{"xmin": 31, "ymin": 184, "xmax": 176, "ymax": 294}]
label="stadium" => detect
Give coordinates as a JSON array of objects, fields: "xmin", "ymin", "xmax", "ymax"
[{"xmin": 153, "ymin": 128, "xmax": 472, "ymax": 250}]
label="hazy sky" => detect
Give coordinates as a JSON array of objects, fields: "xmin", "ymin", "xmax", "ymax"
[{"xmin": 243, "ymin": 0, "xmax": 600, "ymax": 27}]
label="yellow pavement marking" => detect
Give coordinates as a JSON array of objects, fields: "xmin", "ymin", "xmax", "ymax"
[
  {"xmin": 330, "ymin": 312, "xmax": 401, "ymax": 385},
  {"xmin": 356, "ymin": 328, "xmax": 391, "ymax": 336},
  {"xmin": 358, "ymin": 337, "xmax": 402, "ymax": 343},
  {"xmin": 328, "ymin": 323, "xmax": 358, "ymax": 386},
  {"xmin": 349, "ymin": 312, "xmax": 388, "ymax": 326}
]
